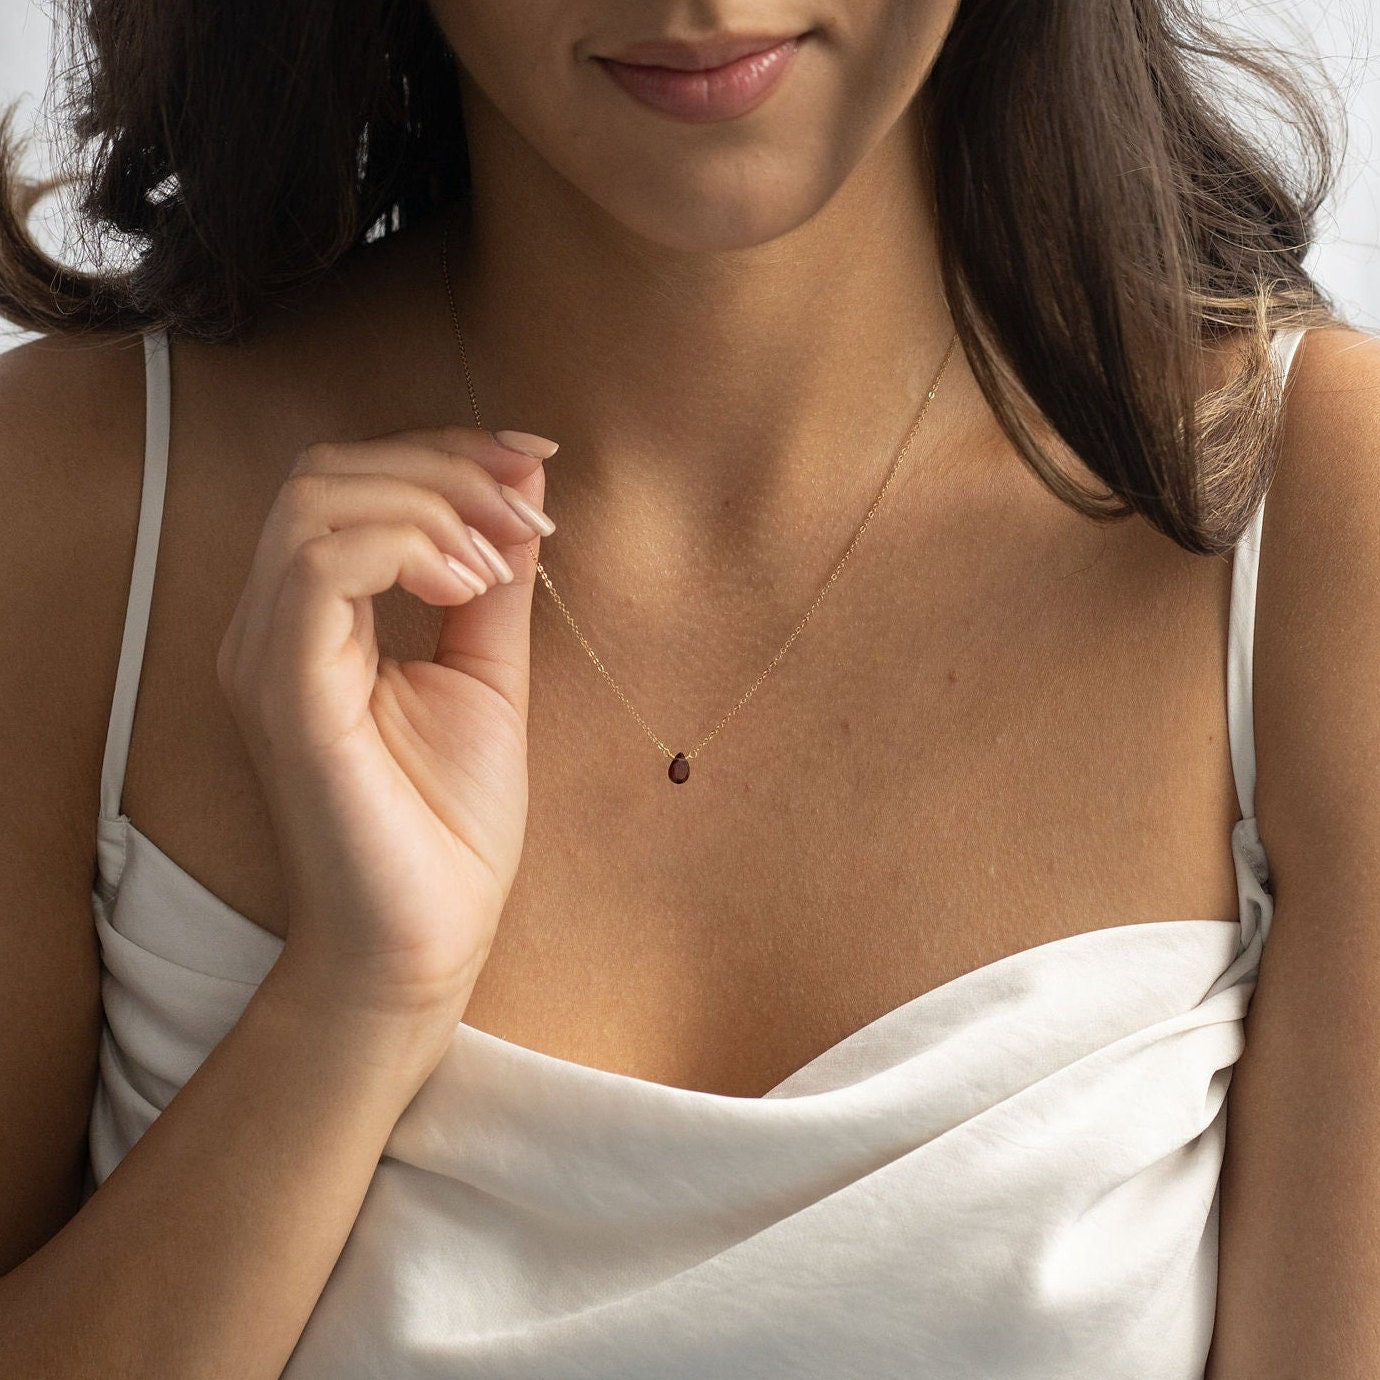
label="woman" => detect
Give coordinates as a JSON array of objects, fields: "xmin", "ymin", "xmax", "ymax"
[{"xmin": 0, "ymin": 0, "xmax": 1375, "ymax": 1374}]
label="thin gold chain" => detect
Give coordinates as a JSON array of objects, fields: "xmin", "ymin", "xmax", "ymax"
[{"xmin": 441, "ymin": 212, "xmax": 959, "ymax": 773}]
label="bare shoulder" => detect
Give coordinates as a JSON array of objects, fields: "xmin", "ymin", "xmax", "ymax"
[
  {"xmin": 1255, "ymin": 323, "xmax": 1380, "ymax": 845},
  {"xmin": 0, "ymin": 326, "xmax": 150, "ymax": 1271},
  {"xmin": 0, "ymin": 325, "xmax": 148, "ymax": 451},
  {"xmin": 0, "ymin": 327, "xmax": 152, "ymax": 824},
  {"xmin": 0, "ymin": 310, "xmax": 153, "ymax": 808},
  {"xmin": 1208, "ymin": 321, "xmax": 1380, "ymax": 1378}
]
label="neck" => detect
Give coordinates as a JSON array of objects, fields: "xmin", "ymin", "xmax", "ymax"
[
  {"xmin": 289, "ymin": 77, "xmax": 1003, "ymax": 627},
  {"xmin": 437, "ymin": 75, "xmax": 974, "ymax": 555}
]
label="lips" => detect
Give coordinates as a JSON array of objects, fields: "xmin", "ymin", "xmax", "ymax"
[
  {"xmin": 593, "ymin": 32, "xmax": 810, "ymax": 123},
  {"xmin": 601, "ymin": 32, "xmax": 807, "ymax": 71}
]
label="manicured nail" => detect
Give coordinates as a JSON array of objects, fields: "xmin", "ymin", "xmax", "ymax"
[
  {"xmin": 492, "ymin": 429, "xmax": 559, "ymax": 460},
  {"xmin": 498, "ymin": 484, "xmax": 556, "ymax": 535},
  {"xmin": 444, "ymin": 555, "xmax": 488, "ymax": 594},
  {"xmin": 465, "ymin": 524, "xmax": 514, "ymax": 583}
]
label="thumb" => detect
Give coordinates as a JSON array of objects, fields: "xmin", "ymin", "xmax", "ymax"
[{"xmin": 431, "ymin": 462, "xmax": 549, "ymax": 725}]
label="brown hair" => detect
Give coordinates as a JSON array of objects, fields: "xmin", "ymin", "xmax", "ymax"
[{"xmin": 0, "ymin": 0, "xmax": 1353, "ymax": 555}]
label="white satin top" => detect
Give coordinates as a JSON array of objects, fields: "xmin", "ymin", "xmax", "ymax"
[{"xmin": 83, "ymin": 325, "xmax": 1308, "ymax": 1378}]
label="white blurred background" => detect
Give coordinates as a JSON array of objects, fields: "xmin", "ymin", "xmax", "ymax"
[{"xmin": 0, "ymin": 0, "xmax": 1376, "ymax": 354}]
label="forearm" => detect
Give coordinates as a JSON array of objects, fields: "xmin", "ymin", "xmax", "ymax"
[{"xmin": 0, "ymin": 959, "xmax": 450, "ymax": 1379}]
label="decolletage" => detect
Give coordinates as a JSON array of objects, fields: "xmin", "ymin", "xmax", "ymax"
[{"xmin": 83, "ymin": 326, "xmax": 1306, "ymax": 1378}]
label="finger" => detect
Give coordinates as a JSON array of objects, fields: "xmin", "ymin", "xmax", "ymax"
[
  {"xmin": 430, "ymin": 462, "xmax": 548, "ymax": 722},
  {"xmin": 270, "ymin": 471, "xmax": 509, "ymax": 593},
  {"xmin": 317, "ymin": 424, "xmax": 555, "ymax": 487},
  {"xmin": 291, "ymin": 439, "xmax": 554, "ymax": 557},
  {"xmin": 267, "ymin": 522, "xmax": 494, "ymax": 700},
  {"xmin": 234, "ymin": 465, "xmax": 550, "ymax": 663}
]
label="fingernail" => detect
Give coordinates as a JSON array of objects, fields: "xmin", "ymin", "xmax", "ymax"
[
  {"xmin": 492, "ymin": 429, "xmax": 560, "ymax": 460},
  {"xmin": 445, "ymin": 555, "xmax": 489, "ymax": 594},
  {"xmin": 465, "ymin": 524, "xmax": 514, "ymax": 583},
  {"xmin": 498, "ymin": 483, "xmax": 556, "ymax": 535}
]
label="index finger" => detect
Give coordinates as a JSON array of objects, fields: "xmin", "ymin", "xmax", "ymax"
[{"xmin": 383, "ymin": 424, "xmax": 560, "ymax": 478}]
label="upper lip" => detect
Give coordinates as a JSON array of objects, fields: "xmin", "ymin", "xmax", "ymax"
[{"xmin": 596, "ymin": 32, "xmax": 807, "ymax": 71}]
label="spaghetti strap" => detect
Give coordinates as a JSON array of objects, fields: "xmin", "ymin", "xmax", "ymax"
[
  {"xmin": 98, "ymin": 327, "xmax": 171, "ymax": 822},
  {"xmin": 1225, "ymin": 324, "xmax": 1308, "ymax": 824}
]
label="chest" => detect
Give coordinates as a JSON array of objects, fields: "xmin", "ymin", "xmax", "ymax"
[{"xmin": 115, "ymin": 434, "xmax": 1245, "ymax": 1098}]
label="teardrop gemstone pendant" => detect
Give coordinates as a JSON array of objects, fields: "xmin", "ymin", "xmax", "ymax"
[{"xmin": 668, "ymin": 751, "xmax": 690, "ymax": 784}]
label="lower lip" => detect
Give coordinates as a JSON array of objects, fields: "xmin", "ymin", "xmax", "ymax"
[{"xmin": 595, "ymin": 36, "xmax": 806, "ymax": 124}]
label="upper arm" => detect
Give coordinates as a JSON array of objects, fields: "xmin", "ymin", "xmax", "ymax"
[
  {"xmin": 1208, "ymin": 324, "xmax": 1380, "ymax": 1377},
  {"xmin": 0, "ymin": 329, "xmax": 148, "ymax": 1275}
]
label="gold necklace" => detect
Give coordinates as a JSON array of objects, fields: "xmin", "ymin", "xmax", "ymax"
[{"xmin": 440, "ymin": 214, "xmax": 959, "ymax": 784}]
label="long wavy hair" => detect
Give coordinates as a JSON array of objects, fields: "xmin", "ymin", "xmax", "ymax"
[{"xmin": 0, "ymin": 0, "xmax": 1353, "ymax": 555}]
